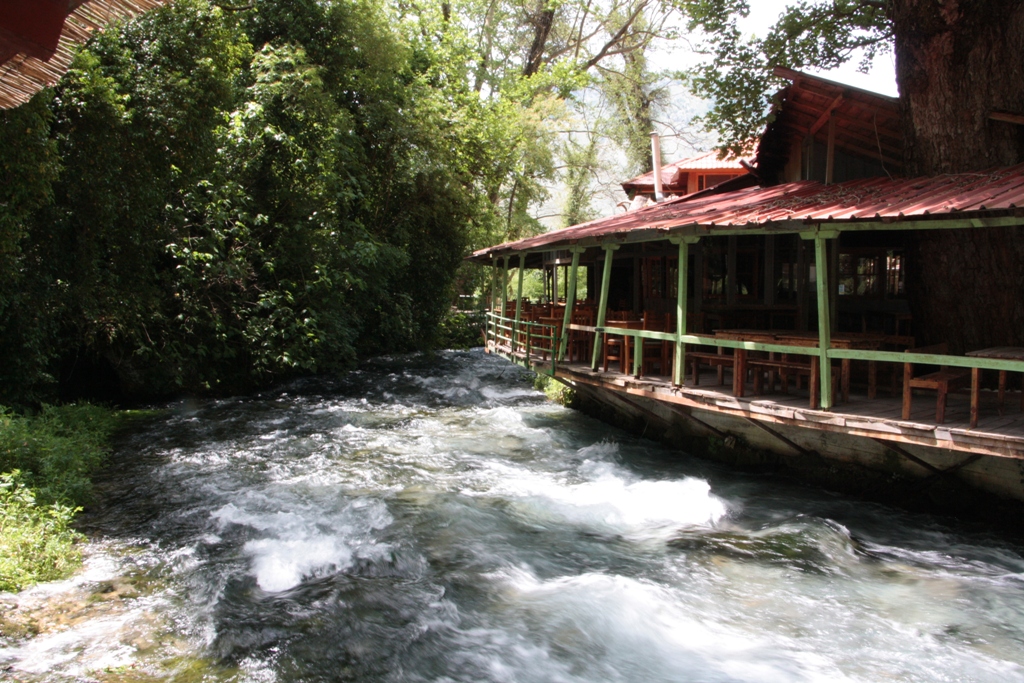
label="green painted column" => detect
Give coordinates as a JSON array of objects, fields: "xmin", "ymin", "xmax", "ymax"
[
  {"xmin": 813, "ymin": 234, "xmax": 834, "ymax": 409},
  {"xmin": 500, "ymin": 256, "xmax": 509, "ymax": 315},
  {"xmin": 591, "ymin": 244, "xmax": 619, "ymax": 370},
  {"xmin": 672, "ymin": 237, "xmax": 698, "ymax": 386},
  {"xmin": 513, "ymin": 253, "xmax": 525, "ymax": 354},
  {"xmin": 489, "ymin": 258, "xmax": 498, "ymax": 347},
  {"xmin": 490, "ymin": 257, "xmax": 497, "ymax": 312},
  {"xmin": 558, "ymin": 248, "xmax": 582, "ymax": 362}
]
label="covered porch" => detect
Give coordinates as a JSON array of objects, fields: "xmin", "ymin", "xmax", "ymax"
[{"xmin": 472, "ymin": 168, "xmax": 1024, "ymax": 460}]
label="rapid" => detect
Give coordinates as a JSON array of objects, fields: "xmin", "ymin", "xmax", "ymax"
[{"xmin": 3, "ymin": 350, "xmax": 1024, "ymax": 682}]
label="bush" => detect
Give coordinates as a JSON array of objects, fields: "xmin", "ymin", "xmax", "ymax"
[
  {"xmin": 0, "ymin": 404, "xmax": 116, "ymax": 592},
  {"xmin": 0, "ymin": 472, "xmax": 84, "ymax": 593},
  {"xmin": 533, "ymin": 372, "xmax": 576, "ymax": 407},
  {"xmin": 0, "ymin": 403, "xmax": 116, "ymax": 506},
  {"xmin": 435, "ymin": 310, "xmax": 486, "ymax": 350}
]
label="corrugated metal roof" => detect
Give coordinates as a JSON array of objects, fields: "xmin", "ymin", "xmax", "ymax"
[
  {"xmin": 621, "ymin": 151, "xmax": 749, "ymax": 193},
  {"xmin": 471, "ymin": 165, "xmax": 1024, "ymax": 261},
  {"xmin": 1, "ymin": 1, "xmax": 168, "ymax": 110}
]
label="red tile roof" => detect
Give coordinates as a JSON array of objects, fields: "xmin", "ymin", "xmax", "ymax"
[
  {"xmin": 470, "ymin": 165, "xmax": 1024, "ymax": 261},
  {"xmin": 621, "ymin": 151, "xmax": 749, "ymax": 194}
]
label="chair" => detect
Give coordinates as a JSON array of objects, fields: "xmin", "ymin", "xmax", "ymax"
[
  {"xmin": 569, "ymin": 309, "xmax": 595, "ymax": 362},
  {"xmin": 602, "ymin": 319, "xmax": 641, "ymax": 373},
  {"xmin": 902, "ymin": 343, "xmax": 970, "ymax": 423},
  {"xmin": 640, "ymin": 312, "xmax": 672, "ymax": 377}
]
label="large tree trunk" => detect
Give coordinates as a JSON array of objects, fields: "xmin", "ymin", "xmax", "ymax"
[
  {"xmin": 893, "ymin": 0, "xmax": 1024, "ymax": 351},
  {"xmin": 523, "ymin": 5, "xmax": 556, "ymax": 77}
]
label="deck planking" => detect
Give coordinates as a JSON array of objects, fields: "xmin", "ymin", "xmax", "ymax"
[{"xmin": 540, "ymin": 355, "xmax": 1024, "ymax": 460}]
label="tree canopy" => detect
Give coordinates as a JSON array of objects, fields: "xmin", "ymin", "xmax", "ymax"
[{"xmin": 0, "ymin": 0, "xmax": 699, "ymax": 405}]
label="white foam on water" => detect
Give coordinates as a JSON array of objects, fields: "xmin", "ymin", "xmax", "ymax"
[
  {"xmin": 3, "ymin": 611, "xmax": 140, "ymax": 676},
  {"xmin": 490, "ymin": 567, "xmax": 857, "ymax": 683},
  {"xmin": 243, "ymin": 536, "xmax": 354, "ymax": 593},
  {"xmin": 469, "ymin": 448, "xmax": 727, "ymax": 539},
  {"xmin": 211, "ymin": 495, "xmax": 394, "ymax": 593}
]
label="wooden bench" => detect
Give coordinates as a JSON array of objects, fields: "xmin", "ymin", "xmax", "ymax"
[
  {"xmin": 747, "ymin": 355, "xmax": 813, "ymax": 395},
  {"xmin": 902, "ymin": 343, "xmax": 970, "ymax": 424},
  {"xmin": 689, "ymin": 349, "xmax": 733, "ymax": 386}
]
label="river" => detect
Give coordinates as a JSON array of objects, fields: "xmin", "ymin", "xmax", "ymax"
[{"xmin": 3, "ymin": 350, "xmax": 1024, "ymax": 682}]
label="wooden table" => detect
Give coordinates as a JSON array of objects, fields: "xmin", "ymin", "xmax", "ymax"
[
  {"xmin": 967, "ymin": 347, "xmax": 1024, "ymax": 428},
  {"xmin": 713, "ymin": 330, "xmax": 777, "ymax": 398},
  {"xmin": 715, "ymin": 330, "xmax": 886, "ymax": 407}
]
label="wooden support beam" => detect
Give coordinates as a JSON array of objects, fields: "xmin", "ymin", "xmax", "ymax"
[
  {"xmin": 671, "ymin": 237, "xmax": 696, "ymax": 386},
  {"xmin": 872, "ymin": 438, "xmax": 943, "ymax": 475},
  {"xmin": 908, "ymin": 454, "xmax": 985, "ymax": 494},
  {"xmin": 500, "ymin": 256, "xmax": 509, "ymax": 314},
  {"xmin": 665, "ymin": 403, "xmax": 727, "ymax": 438},
  {"xmin": 513, "ymin": 256, "xmax": 525, "ymax": 353},
  {"xmin": 558, "ymin": 248, "xmax": 582, "ymax": 361},
  {"xmin": 990, "ymin": 110, "xmax": 1024, "ymax": 126},
  {"xmin": 745, "ymin": 417, "xmax": 814, "ymax": 457},
  {"xmin": 812, "ymin": 234, "xmax": 834, "ymax": 409},
  {"xmin": 489, "ymin": 258, "xmax": 497, "ymax": 311},
  {"xmin": 825, "ymin": 113, "xmax": 836, "ymax": 185},
  {"xmin": 591, "ymin": 244, "xmax": 619, "ymax": 370},
  {"xmin": 810, "ymin": 94, "xmax": 845, "ymax": 136}
]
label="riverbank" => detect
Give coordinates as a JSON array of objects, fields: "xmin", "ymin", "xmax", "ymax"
[{"xmin": 0, "ymin": 405, "xmax": 120, "ymax": 592}]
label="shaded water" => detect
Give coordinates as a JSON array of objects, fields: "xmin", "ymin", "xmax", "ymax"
[{"xmin": 4, "ymin": 350, "xmax": 1024, "ymax": 681}]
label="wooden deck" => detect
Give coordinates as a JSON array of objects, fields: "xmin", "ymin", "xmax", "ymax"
[{"xmin": 550, "ymin": 359, "xmax": 1024, "ymax": 460}]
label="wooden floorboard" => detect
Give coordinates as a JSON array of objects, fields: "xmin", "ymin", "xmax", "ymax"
[{"xmin": 551, "ymin": 358, "xmax": 1024, "ymax": 459}]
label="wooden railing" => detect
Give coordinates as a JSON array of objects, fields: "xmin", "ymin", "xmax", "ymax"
[{"xmin": 485, "ymin": 312, "xmax": 559, "ymax": 376}]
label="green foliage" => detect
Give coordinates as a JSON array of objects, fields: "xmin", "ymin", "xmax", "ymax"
[
  {"xmin": 435, "ymin": 310, "xmax": 486, "ymax": 350},
  {"xmin": 0, "ymin": 404, "xmax": 116, "ymax": 506},
  {"xmin": 0, "ymin": 0, "xmax": 576, "ymax": 403},
  {"xmin": 533, "ymin": 372, "xmax": 576, "ymax": 406},
  {"xmin": 0, "ymin": 472, "xmax": 84, "ymax": 593},
  {"xmin": 678, "ymin": 0, "xmax": 893, "ymax": 152},
  {"xmin": 562, "ymin": 134, "xmax": 601, "ymax": 227}
]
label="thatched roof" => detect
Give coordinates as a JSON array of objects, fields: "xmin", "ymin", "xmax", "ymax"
[{"xmin": 0, "ymin": 0, "xmax": 168, "ymax": 110}]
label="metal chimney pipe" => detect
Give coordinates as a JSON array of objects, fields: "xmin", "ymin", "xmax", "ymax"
[{"xmin": 650, "ymin": 132, "xmax": 664, "ymax": 202}]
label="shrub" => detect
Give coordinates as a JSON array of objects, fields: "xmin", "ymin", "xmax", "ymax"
[
  {"xmin": 0, "ymin": 472, "xmax": 83, "ymax": 592},
  {"xmin": 0, "ymin": 403, "xmax": 116, "ymax": 506}
]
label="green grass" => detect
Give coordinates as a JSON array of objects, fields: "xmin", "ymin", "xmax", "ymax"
[
  {"xmin": 0, "ymin": 404, "xmax": 119, "ymax": 592},
  {"xmin": 0, "ymin": 472, "xmax": 83, "ymax": 593}
]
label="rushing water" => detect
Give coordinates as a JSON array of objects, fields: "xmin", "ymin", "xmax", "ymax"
[{"xmin": 4, "ymin": 350, "xmax": 1024, "ymax": 682}]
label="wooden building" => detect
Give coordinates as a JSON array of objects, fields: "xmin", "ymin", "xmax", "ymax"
[
  {"xmin": 471, "ymin": 70, "xmax": 1024, "ymax": 508},
  {"xmin": 621, "ymin": 150, "xmax": 749, "ymax": 200}
]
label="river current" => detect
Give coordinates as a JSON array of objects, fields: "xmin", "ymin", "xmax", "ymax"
[{"xmin": 4, "ymin": 350, "xmax": 1024, "ymax": 682}]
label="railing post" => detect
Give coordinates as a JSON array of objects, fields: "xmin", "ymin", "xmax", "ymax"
[
  {"xmin": 550, "ymin": 325, "xmax": 557, "ymax": 375},
  {"xmin": 516, "ymin": 253, "xmax": 524, "ymax": 356},
  {"xmin": 809, "ymin": 231, "xmax": 836, "ymax": 409},
  {"xmin": 558, "ymin": 247, "xmax": 583, "ymax": 362},
  {"xmin": 525, "ymin": 321, "xmax": 532, "ymax": 365},
  {"xmin": 671, "ymin": 236, "xmax": 698, "ymax": 386},
  {"xmin": 591, "ymin": 243, "xmax": 620, "ymax": 370},
  {"xmin": 633, "ymin": 330, "xmax": 642, "ymax": 377}
]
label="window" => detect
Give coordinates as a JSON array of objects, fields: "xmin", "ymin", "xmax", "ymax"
[
  {"xmin": 697, "ymin": 174, "xmax": 735, "ymax": 191},
  {"xmin": 838, "ymin": 248, "xmax": 905, "ymax": 298}
]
